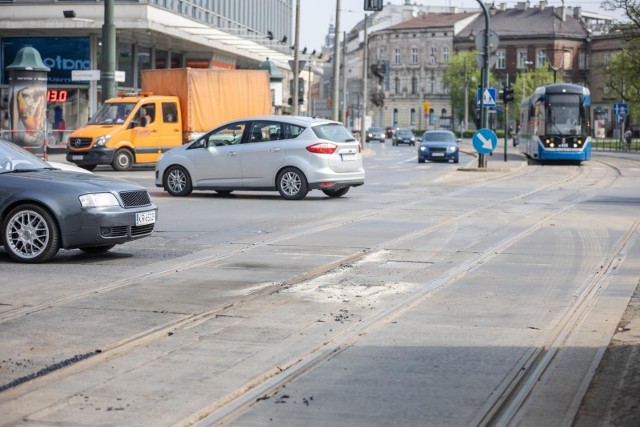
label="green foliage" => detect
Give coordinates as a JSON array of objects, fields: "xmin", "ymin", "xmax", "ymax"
[
  {"xmin": 443, "ymin": 51, "xmax": 481, "ymax": 129},
  {"xmin": 511, "ymin": 67, "xmax": 557, "ymax": 107},
  {"xmin": 605, "ymin": 44, "xmax": 640, "ymax": 117}
]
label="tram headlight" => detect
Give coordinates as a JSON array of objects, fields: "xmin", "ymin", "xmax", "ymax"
[
  {"xmin": 550, "ymin": 143, "xmax": 555, "ymax": 148},
  {"xmin": 577, "ymin": 139, "xmax": 582, "ymax": 145},
  {"xmin": 545, "ymin": 138, "xmax": 551, "ymax": 145}
]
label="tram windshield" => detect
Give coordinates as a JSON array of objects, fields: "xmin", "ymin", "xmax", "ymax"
[{"xmin": 546, "ymin": 94, "xmax": 583, "ymax": 136}]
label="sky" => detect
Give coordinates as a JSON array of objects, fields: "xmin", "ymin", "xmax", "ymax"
[{"xmin": 298, "ymin": 0, "xmax": 627, "ymax": 51}]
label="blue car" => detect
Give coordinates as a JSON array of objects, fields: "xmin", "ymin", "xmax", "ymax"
[{"xmin": 418, "ymin": 130, "xmax": 460, "ymax": 164}]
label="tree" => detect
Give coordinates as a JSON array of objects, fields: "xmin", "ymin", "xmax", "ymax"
[
  {"xmin": 512, "ymin": 67, "xmax": 556, "ymax": 108},
  {"xmin": 605, "ymin": 45, "xmax": 640, "ymax": 117},
  {"xmin": 602, "ymin": 0, "xmax": 640, "ymax": 118},
  {"xmin": 443, "ymin": 51, "xmax": 481, "ymax": 130}
]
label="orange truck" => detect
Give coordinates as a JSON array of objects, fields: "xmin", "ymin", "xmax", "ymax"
[{"xmin": 66, "ymin": 68, "xmax": 272, "ymax": 171}]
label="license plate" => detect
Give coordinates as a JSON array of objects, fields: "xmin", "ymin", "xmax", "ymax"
[
  {"xmin": 341, "ymin": 153, "xmax": 356, "ymax": 162},
  {"xmin": 136, "ymin": 210, "xmax": 156, "ymax": 226},
  {"xmin": 432, "ymin": 152, "xmax": 445, "ymax": 157},
  {"xmin": 71, "ymin": 155, "xmax": 83, "ymax": 160}
]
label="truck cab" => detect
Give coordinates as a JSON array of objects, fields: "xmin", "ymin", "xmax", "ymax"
[{"xmin": 66, "ymin": 94, "xmax": 182, "ymax": 171}]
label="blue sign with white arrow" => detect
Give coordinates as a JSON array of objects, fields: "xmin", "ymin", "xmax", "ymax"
[{"xmin": 473, "ymin": 128, "xmax": 498, "ymax": 154}]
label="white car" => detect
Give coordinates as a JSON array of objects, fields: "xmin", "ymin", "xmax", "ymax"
[{"xmin": 155, "ymin": 116, "xmax": 365, "ymax": 200}]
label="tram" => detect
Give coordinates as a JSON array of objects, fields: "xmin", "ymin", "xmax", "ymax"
[{"xmin": 519, "ymin": 83, "xmax": 591, "ymax": 163}]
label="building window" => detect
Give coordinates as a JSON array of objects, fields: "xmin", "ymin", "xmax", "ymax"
[
  {"xmin": 394, "ymin": 48, "xmax": 400, "ymax": 64},
  {"xmin": 393, "ymin": 108, "xmax": 399, "ymax": 127},
  {"xmin": 517, "ymin": 49, "xmax": 528, "ymax": 69},
  {"xmin": 411, "ymin": 76, "xmax": 418, "ymax": 94},
  {"xmin": 536, "ymin": 49, "xmax": 547, "ymax": 68},
  {"xmin": 496, "ymin": 50, "xmax": 505, "ymax": 69},
  {"xmin": 579, "ymin": 50, "xmax": 588, "ymax": 70},
  {"xmin": 395, "ymin": 77, "xmax": 401, "ymax": 94},
  {"xmin": 442, "ymin": 47, "xmax": 449, "ymax": 63},
  {"xmin": 430, "ymin": 72, "xmax": 435, "ymax": 93},
  {"xmin": 604, "ymin": 52, "xmax": 610, "ymax": 68},
  {"xmin": 411, "ymin": 47, "xmax": 418, "ymax": 64},
  {"xmin": 379, "ymin": 47, "xmax": 386, "ymax": 61},
  {"xmin": 410, "ymin": 108, "xmax": 416, "ymax": 126},
  {"xmin": 430, "ymin": 47, "xmax": 437, "ymax": 64}
]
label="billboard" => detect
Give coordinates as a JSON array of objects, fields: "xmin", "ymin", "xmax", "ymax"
[{"xmin": 2, "ymin": 37, "xmax": 90, "ymax": 85}]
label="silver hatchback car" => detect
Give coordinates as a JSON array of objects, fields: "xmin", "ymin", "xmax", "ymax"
[{"xmin": 155, "ymin": 116, "xmax": 365, "ymax": 200}]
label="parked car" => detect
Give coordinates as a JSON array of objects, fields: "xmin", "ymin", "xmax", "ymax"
[
  {"xmin": 0, "ymin": 137, "xmax": 156, "ymax": 263},
  {"xmin": 155, "ymin": 116, "xmax": 365, "ymax": 200},
  {"xmin": 418, "ymin": 130, "xmax": 460, "ymax": 163},
  {"xmin": 366, "ymin": 127, "xmax": 385, "ymax": 143},
  {"xmin": 392, "ymin": 128, "xmax": 416, "ymax": 146}
]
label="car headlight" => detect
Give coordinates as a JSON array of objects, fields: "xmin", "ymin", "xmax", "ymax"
[
  {"xmin": 420, "ymin": 146, "xmax": 427, "ymax": 151},
  {"xmin": 94, "ymin": 135, "xmax": 112, "ymax": 147},
  {"xmin": 79, "ymin": 192, "xmax": 120, "ymax": 207},
  {"xmin": 448, "ymin": 146, "xmax": 458, "ymax": 152}
]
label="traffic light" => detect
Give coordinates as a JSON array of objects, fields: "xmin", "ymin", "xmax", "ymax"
[
  {"xmin": 503, "ymin": 85, "xmax": 514, "ymax": 103},
  {"xmin": 364, "ymin": 0, "xmax": 383, "ymax": 11}
]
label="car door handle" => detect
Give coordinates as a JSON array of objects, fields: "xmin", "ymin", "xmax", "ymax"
[
  {"xmin": 227, "ymin": 152, "xmax": 239, "ymax": 157},
  {"xmin": 268, "ymin": 148, "xmax": 281, "ymax": 152}
]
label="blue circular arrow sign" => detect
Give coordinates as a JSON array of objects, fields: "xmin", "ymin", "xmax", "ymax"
[{"xmin": 472, "ymin": 128, "xmax": 498, "ymax": 154}]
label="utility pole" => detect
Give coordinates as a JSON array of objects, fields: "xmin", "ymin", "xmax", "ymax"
[
  {"xmin": 293, "ymin": 0, "xmax": 301, "ymax": 116},
  {"xmin": 476, "ymin": 0, "xmax": 490, "ymax": 168},
  {"xmin": 332, "ymin": 0, "xmax": 341, "ymax": 121},
  {"xmin": 342, "ymin": 30, "xmax": 347, "ymax": 124},
  {"xmin": 360, "ymin": 14, "xmax": 368, "ymax": 148},
  {"xmin": 101, "ymin": 0, "xmax": 116, "ymax": 101}
]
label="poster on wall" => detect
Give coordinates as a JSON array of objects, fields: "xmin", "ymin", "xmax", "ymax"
[{"xmin": 1, "ymin": 37, "xmax": 90, "ymax": 85}]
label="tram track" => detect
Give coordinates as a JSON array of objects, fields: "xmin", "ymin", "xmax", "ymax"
[
  {"xmin": 1, "ymin": 159, "xmax": 627, "ymax": 426},
  {"xmin": 184, "ymin": 159, "xmax": 626, "ymax": 426}
]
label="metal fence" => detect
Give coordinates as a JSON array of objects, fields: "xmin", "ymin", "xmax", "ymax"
[{"xmin": 592, "ymin": 138, "xmax": 638, "ymax": 152}]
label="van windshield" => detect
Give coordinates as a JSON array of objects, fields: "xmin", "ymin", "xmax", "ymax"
[{"xmin": 88, "ymin": 103, "xmax": 137, "ymax": 125}]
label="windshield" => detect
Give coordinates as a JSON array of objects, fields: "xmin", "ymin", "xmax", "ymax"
[
  {"xmin": 312, "ymin": 123, "xmax": 356, "ymax": 142},
  {"xmin": 422, "ymin": 132, "xmax": 456, "ymax": 142},
  {"xmin": 397, "ymin": 129, "xmax": 413, "ymax": 136},
  {"xmin": 88, "ymin": 102, "xmax": 137, "ymax": 125},
  {"xmin": 546, "ymin": 94, "xmax": 583, "ymax": 136},
  {"xmin": 0, "ymin": 139, "xmax": 52, "ymax": 173},
  {"xmin": 368, "ymin": 128, "xmax": 382, "ymax": 133}
]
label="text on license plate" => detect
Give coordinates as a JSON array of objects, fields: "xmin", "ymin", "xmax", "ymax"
[
  {"xmin": 432, "ymin": 152, "xmax": 445, "ymax": 157},
  {"xmin": 71, "ymin": 155, "xmax": 83, "ymax": 160},
  {"xmin": 341, "ymin": 153, "xmax": 357, "ymax": 162},
  {"xmin": 136, "ymin": 210, "xmax": 156, "ymax": 226}
]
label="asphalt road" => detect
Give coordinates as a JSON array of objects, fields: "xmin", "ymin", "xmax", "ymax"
[{"xmin": 1, "ymin": 143, "xmax": 638, "ymax": 426}]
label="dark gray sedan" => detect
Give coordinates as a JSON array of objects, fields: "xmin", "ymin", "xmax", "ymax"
[{"xmin": 0, "ymin": 138, "xmax": 157, "ymax": 263}]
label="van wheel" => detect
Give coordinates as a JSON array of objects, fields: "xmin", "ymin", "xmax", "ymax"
[
  {"xmin": 112, "ymin": 149, "xmax": 133, "ymax": 171},
  {"xmin": 277, "ymin": 167, "xmax": 308, "ymax": 200},
  {"xmin": 164, "ymin": 165, "xmax": 192, "ymax": 196}
]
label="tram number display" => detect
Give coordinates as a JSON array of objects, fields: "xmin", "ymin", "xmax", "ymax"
[{"xmin": 47, "ymin": 90, "xmax": 68, "ymax": 103}]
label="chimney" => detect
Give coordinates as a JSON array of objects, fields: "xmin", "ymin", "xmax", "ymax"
[
  {"xmin": 500, "ymin": 3, "xmax": 507, "ymax": 10},
  {"xmin": 560, "ymin": 6, "xmax": 566, "ymax": 21},
  {"xmin": 516, "ymin": 2, "xmax": 529, "ymax": 10},
  {"xmin": 573, "ymin": 7, "xmax": 582, "ymax": 18},
  {"xmin": 539, "ymin": 1, "xmax": 546, "ymax": 10}
]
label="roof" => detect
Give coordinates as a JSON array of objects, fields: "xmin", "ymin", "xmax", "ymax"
[
  {"xmin": 456, "ymin": 7, "xmax": 588, "ymax": 40},
  {"xmin": 387, "ymin": 12, "xmax": 478, "ymax": 30}
]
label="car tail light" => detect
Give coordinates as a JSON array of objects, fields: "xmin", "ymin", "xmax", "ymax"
[{"xmin": 306, "ymin": 142, "xmax": 338, "ymax": 154}]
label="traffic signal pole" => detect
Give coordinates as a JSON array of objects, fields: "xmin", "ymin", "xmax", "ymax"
[{"xmin": 478, "ymin": 1, "xmax": 490, "ymax": 169}]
